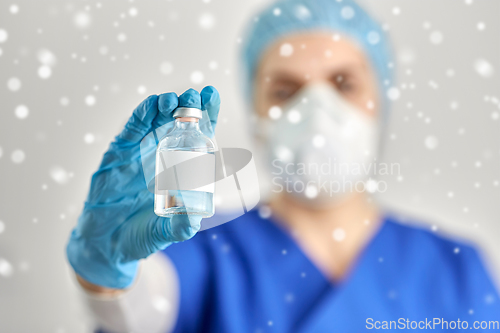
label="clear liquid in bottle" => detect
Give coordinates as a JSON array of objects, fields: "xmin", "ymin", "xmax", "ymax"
[{"xmin": 154, "ymin": 107, "xmax": 216, "ymax": 218}]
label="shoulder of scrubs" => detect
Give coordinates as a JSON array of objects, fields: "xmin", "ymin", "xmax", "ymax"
[
  {"xmin": 80, "ymin": 252, "xmax": 179, "ymax": 333},
  {"xmin": 383, "ymin": 215, "xmax": 500, "ymax": 320}
]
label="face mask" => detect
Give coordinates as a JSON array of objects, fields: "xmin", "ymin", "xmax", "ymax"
[{"xmin": 256, "ymin": 82, "xmax": 379, "ymax": 207}]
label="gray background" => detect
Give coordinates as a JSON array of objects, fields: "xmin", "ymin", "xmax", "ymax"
[{"xmin": 0, "ymin": 0, "xmax": 498, "ymax": 332}]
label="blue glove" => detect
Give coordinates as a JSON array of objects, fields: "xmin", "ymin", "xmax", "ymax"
[{"xmin": 66, "ymin": 87, "xmax": 220, "ymax": 289}]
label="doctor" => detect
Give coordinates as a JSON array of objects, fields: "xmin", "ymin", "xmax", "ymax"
[{"xmin": 66, "ymin": 0, "xmax": 500, "ymax": 332}]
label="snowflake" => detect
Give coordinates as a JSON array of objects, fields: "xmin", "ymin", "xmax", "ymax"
[
  {"xmin": 160, "ymin": 61, "xmax": 173, "ymax": 75},
  {"xmin": 332, "ymin": 228, "xmax": 346, "ymax": 242},
  {"xmin": 0, "ymin": 29, "xmax": 8, "ymax": 43},
  {"xmin": 14, "ymin": 105, "xmax": 29, "ymax": 119},
  {"xmin": 429, "ymin": 31, "xmax": 443, "ymax": 45},
  {"xmin": 340, "ymin": 6, "xmax": 355, "ymax": 20},
  {"xmin": 280, "ymin": 43, "xmax": 294, "ymax": 57},
  {"xmin": 50, "ymin": 166, "xmax": 70, "ymax": 184},
  {"xmin": 85, "ymin": 95, "xmax": 96, "ymax": 106},
  {"xmin": 474, "ymin": 59, "xmax": 494, "ymax": 78},
  {"xmin": 11, "ymin": 149, "xmax": 25, "ymax": 164},
  {"xmin": 199, "ymin": 13, "xmax": 215, "ymax": 30},
  {"xmin": 190, "ymin": 71, "xmax": 204, "ymax": 84},
  {"xmin": 74, "ymin": 12, "xmax": 91, "ymax": 29},
  {"xmin": 9, "ymin": 4, "xmax": 19, "ymax": 14},
  {"xmin": 424, "ymin": 136, "xmax": 438, "ymax": 150},
  {"xmin": 7, "ymin": 77, "xmax": 21, "ymax": 91}
]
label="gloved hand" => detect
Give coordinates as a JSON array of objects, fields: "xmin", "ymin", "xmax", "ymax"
[{"xmin": 66, "ymin": 87, "xmax": 220, "ymax": 289}]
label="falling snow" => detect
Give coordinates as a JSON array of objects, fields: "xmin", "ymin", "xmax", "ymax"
[
  {"xmin": 305, "ymin": 184, "xmax": 318, "ymax": 198},
  {"xmin": 85, "ymin": 95, "xmax": 96, "ymax": 106},
  {"xmin": 0, "ymin": 29, "xmax": 8, "ymax": 43},
  {"xmin": 190, "ymin": 71, "xmax": 204, "ymax": 84},
  {"xmin": 50, "ymin": 166, "xmax": 70, "ymax": 184},
  {"xmin": 429, "ymin": 31, "xmax": 444, "ymax": 45},
  {"xmin": 128, "ymin": 7, "xmax": 138, "ymax": 17},
  {"xmin": 0, "ymin": 258, "xmax": 13, "ymax": 277},
  {"xmin": 428, "ymin": 80, "xmax": 439, "ymax": 89},
  {"xmin": 99, "ymin": 46, "xmax": 109, "ymax": 55},
  {"xmin": 11, "ymin": 149, "xmax": 25, "ymax": 164},
  {"xmin": 9, "ymin": 4, "xmax": 19, "ymax": 14},
  {"xmin": 340, "ymin": 6, "xmax": 355, "ymax": 20},
  {"xmin": 74, "ymin": 12, "xmax": 91, "ymax": 29},
  {"xmin": 160, "ymin": 61, "xmax": 173, "ymax": 75},
  {"xmin": 474, "ymin": 59, "xmax": 494, "ymax": 78},
  {"xmin": 60, "ymin": 97, "xmax": 70, "ymax": 106},
  {"xmin": 199, "ymin": 13, "xmax": 215, "ymax": 30},
  {"xmin": 268, "ymin": 106, "xmax": 282, "ymax": 120},
  {"xmin": 117, "ymin": 33, "xmax": 127, "ymax": 42},
  {"xmin": 14, "ymin": 105, "xmax": 29, "ymax": 119},
  {"xmin": 7, "ymin": 77, "xmax": 21, "ymax": 91},
  {"xmin": 367, "ymin": 31, "xmax": 380, "ymax": 45},
  {"xmin": 280, "ymin": 43, "xmax": 294, "ymax": 57},
  {"xmin": 294, "ymin": 5, "xmax": 311, "ymax": 21},
  {"xmin": 333, "ymin": 228, "xmax": 346, "ymax": 241},
  {"xmin": 152, "ymin": 295, "xmax": 171, "ymax": 314},
  {"xmin": 287, "ymin": 109, "xmax": 301, "ymax": 123},
  {"xmin": 38, "ymin": 65, "xmax": 52, "ymax": 79},
  {"xmin": 275, "ymin": 146, "xmax": 293, "ymax": 163},
  {"xmin": 424, "ymin": 136, "xmax": 439, "ymax": 150},
  {"xmin": 37, "ymin": 49, "xmax": 56, "ymax": 66},
  {"xmin": 365, "ymin": 179, "xmax": 378, "ymax": 193},
  {"xmin": 83, "ymin": 133, "xmax": 95, "ymax": 144},
  {"xmin": 208, "ymin": 61, "xmax": 218, "ymax": 70},
  {"xmin": 312, "ymin": 134, "xmax": 325, "ymax": 148},
  {"xmin": 258, "ymin": 205, "xmax": 272, "ymax": 219},
  {"xmin": 386, "ymin": 87, "xmax": 400, "ymax": 101}
]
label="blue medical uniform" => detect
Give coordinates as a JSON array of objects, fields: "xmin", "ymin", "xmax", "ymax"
[
  {"xmin": 95, "ymin": 209, "xmax": 499, "ymax": 332},
  {"xmin": 163, "ymin": 209, "xmax": 500, "ymax": 332}
]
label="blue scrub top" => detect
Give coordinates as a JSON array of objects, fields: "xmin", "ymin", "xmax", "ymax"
[
  {"xmin": 96, "ymin": 209, "xmax": 500, "ymax": 332},
  {"xmin": 163, "ymin": 209, "xmax": 500, "ymax": 332}
]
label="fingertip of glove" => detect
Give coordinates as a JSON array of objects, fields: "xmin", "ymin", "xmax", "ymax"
[
  {"xmin": 158, "ymin": 92, "xmax": 179, "ymax": 114},
  {"xmin": 178, "ymin": 88, "xmax": 201, "ymax": 109},
  {"xmin": 144, "ymin": 94, "xmax": 159, "ymax": 110},
  {"xmin": 168, "ymin": 215, "xmax": 203, "ymax": 240},
  {"xmin": 201, "ymin": 86, "xmax": 220, "ymax": 108}
]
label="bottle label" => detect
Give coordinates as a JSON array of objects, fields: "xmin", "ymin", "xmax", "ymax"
[{"xmin": 156, "ymin": 150, "xmax": 215, "ymax": 193}]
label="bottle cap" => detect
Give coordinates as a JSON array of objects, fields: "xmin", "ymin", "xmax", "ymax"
[{"xmin": 173, "ymin": 107, "xmax": 202, "ymax": 119}]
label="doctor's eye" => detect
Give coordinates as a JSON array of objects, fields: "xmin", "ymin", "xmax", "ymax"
[
  {"xmin": 269, "ymin": 85, "xmax": 300, "ymax": 103},
  {"xmin": 332, "ymin": 75, "xmax": 358, "ymax": 95}
]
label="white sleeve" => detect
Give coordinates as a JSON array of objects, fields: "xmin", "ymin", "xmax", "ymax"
[{"xmin": 77, "ymin": 252, "xmax": 180, "ymax": 333}]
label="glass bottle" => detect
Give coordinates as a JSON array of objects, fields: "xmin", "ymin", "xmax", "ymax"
[{"xmin": 154, "ymin": 107, "xmax": 216, "ymax": 217}]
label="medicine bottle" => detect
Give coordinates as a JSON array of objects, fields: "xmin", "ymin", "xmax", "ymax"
[{"xmin": 154, "ymin": 107, "xmax": 216, "ymax": 217}]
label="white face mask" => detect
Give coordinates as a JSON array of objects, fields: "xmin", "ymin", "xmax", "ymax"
[{"xmin": 256, "ymin": 82, "xmax": 379, "ymax": 206}]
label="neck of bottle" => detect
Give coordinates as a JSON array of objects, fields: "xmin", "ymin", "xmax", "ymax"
[{"xmin": 174, "ymin": 117, "xmax": 200, "ymax": 131}]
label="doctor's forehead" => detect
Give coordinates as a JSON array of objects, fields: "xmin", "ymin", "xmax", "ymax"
[{"xmin": 256, "ymin": 32, "xmax": 370, "ymax": 80}]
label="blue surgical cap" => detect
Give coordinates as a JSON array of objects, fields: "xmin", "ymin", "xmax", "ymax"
[{"xmin": 240, "ymin": 0, "xmax": 394, "ymax": 117}]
